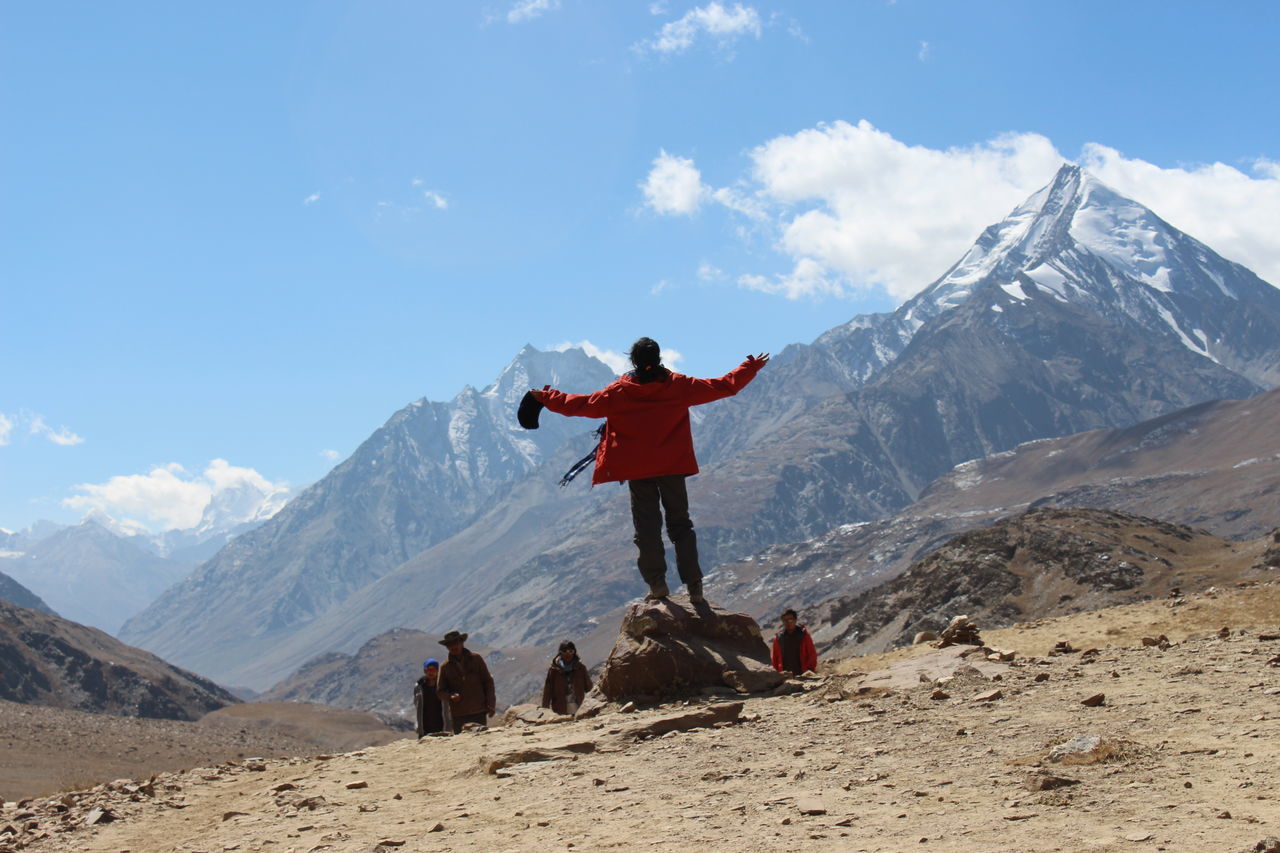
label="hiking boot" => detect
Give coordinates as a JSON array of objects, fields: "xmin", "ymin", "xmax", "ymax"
[
  {"xmin": 645, "ymin": 580, "xmax": 670, "ymax": 600},
  {"xmin": 687, "ymin": 581, "xmax": 705, "ymax": 604}
]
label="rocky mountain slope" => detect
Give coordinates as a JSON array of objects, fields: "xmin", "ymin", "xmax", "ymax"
[
  {"xmin": 10, "ymin": 581, "xmax": 1279, "ymax": 853},
  {"xmin": 123, "ymin": 165, "xmax": 1280, "ymax": 689},
  {"xmin": 808, "ymin": 506, "xmax": 1278, "ymax": 657},
  {"xmin": 711, "ymin": 384, "xmax": 1280, "ymax": 628},
  {"xmin": 0, "ymin": 522, "xmax": 193, "ymax": 635},
  {"xmin": 119, "ymin": 347, "xmax": 614, "ymax": 674},
  {"xmin": 0, "ymin": 570, "xmax": 54, "ymax": 616},
  {"xmin": 0, "ymin": 601, "xmax": 239, "ymax": 721}
]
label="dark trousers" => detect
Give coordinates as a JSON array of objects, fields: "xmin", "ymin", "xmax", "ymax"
[
  {"xmin": 451, "ymin": 711, "xmax": 488, "ymax": 734},
  {"xmin": 628, "ymin": 474, "xmax": 701, "ymax": 587}
]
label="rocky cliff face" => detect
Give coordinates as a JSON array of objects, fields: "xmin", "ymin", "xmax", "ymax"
[
  {"xmin": 0, "ymin": 601, "xmax": 239, "ymax": 721},
  {"xmin": 122, "ymin": 166, "xmax": 1280, "ymax": 689}
]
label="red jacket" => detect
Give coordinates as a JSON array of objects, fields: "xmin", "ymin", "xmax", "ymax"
[
  {"xmin": 771, "ymin": 625, "xmax": 818, "ymax": 674},
  {"xmin": 538, "ymin": 359, "xmax": 762, "ymax": 485}
]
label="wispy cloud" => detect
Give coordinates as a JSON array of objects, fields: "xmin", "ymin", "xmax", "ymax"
[
  {"xmin": 320, "ymin": 448, "xmax": 341, "ymax": 462},
  {"xmin": 552, "ymin": 340, "xmax": 630, "ymax": 374},
  {"xmin": 918, "ymin": 40, "xmax": 931, "ymax": 61},
  {"xmin": 63, "ymin": 459, "xmax": 289, "ymax": 533},
  {"xmin": 506, "ymin": 0, "xmax": 560, "ymax": 24},
  {"xmin": 645, "ymin": 120, "xmax": 1280, "ymax": 302},
  {"xmin": 641, "ymin": 150, "xmax": 708, "ymax": 216},
  {"xmin": 422, "ymin": 190, "xmax": 449, "ymax": 210},
  {"xmin": 303, "ymin": 192, "xmax": 321, "ymax": 205},
  {"xmin": 0, "ymin": 413, "xmax": 12, "ymax": 446},
  {"xmin": 639, "ymin": 2, "xmax": 762, "ymax": 56},
  {"xmin": 19, "ymin": 413, "xmax": 85, "ymax": 446}
]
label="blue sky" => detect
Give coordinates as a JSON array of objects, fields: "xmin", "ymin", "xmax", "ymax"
[{"xmin": 3, "ymin": 1, "xmax": 1279, "ymax": 534}]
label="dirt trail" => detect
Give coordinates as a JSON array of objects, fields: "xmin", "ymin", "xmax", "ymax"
[{"xmin": 8, "ymin": 582, "xmax": 1280, "ymax": 853}]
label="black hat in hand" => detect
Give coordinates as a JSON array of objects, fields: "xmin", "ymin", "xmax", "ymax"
[{"xmin": 518, "ymin": 390, "xmax": 545, "ymax": 429}]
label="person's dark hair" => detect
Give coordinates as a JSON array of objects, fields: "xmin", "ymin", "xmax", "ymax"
[
  {"xmin": 558, "ymin": 640, "xmax": 577, "ymax": 654},
  {"xmin": 781, "ymin": 609, "xmax": 798, "ymax": 620},
  {"xmin": 628, "ymin": 337, "xmax": 669, "ymax": 383}
]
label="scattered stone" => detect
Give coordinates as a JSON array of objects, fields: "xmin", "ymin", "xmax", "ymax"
[
  {"xmin": 222, "ymin": 811, "xmax": 249, "ymax": 821},
  {"xmin": 972, "ymin": 689, "xmax": 1003, "ymax": 702},
  {"xmin": 271, "ymin": 783, "xmax": 296, "ymax": 792},
  {"xmin": 1125, "ymin": 832, "xmax": 1153, "ymax": 842},
  {"xmin": 937, "ymin": 616, "xmax": 982, "ymax": 648},
  {"xmin": 1047, "ymin": 736, "xmax": 1102, "ymax": 761},
  {"xmin": 428, "ymin": 823, "xmax": 445, "ymax": 832},
  {"xmin": 1220, "ymin": 811, "xmax": 1233, "ymax": 820},
  {"xmin": 1024, "ymin": 772, "xmax": 1079, "ymax": 792},
  {"xmin": 930, "ymin": 689, "xmax": 950, "ymax": 701},
  {"xmin": 82, "ymin": 809, "xmax": 115, "ymax": 827},
  {"xmin": 796, "ymin": 797, "xmax": 827, "ymax": 815},
  {"xmin": 723, "ymin": 668, "xmax": 786, "ymax": 694},
  {"xmin": 1242, "ymin": 837, "xmax": 1280, "ymax": 853},
  {"xmin": 1081, "ymin": 693, "xmax": 1106, "ymax": 707},
  {"xmin": 377, "ymin": 841, "xmax": 405, "ymax": 847},
  {"xmin": 1219, "ymin": 627, "xmax": 1232, "ymax": 639},
  {"xmin": 1034, "ymin": 672, "xmax": 1050, "ymax": 682},
  {"xmin": 244, "ymin": 761, "xmax": 267, "ymax": 772},
  {"xmin": 914, "ymin": 631, "xmax": 938, "ymax": 645},
  {"xmin": 345, "ymin": 781, "xmax": 368, "ymax": 790}
]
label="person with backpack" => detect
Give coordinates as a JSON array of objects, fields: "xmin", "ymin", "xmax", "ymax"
[
  {"xmin": 771, "ymin": 608, "xmax": 818, "ymax": 675},
  {"xmin": 540, "ymin": 640, "xmax": 592, "ymax": 716},
  {"xmin": 529, "ymin": 338, "xmax": 768, "ymax": 602}
]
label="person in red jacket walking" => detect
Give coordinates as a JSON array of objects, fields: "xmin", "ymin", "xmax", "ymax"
[
  {"xmin": 532, "ymin": 337, "xmax": 768, "ymax": 603},
  {"xmin": 771, "ymin": 609, "xmax": 818, "ymax": 674}
]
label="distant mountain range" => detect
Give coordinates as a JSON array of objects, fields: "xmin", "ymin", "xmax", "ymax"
[{"xmin": 120, "ymin": 164, "xmax": 1280, "ymax": 691}]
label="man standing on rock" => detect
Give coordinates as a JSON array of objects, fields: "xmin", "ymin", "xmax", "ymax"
[
  {"xmin": 435, "ymin": 630, "xmax": 496, "ymax": 733},
  {"xmin": 771, "ymin": 609, "xmax": 818, "ymax": 675},
  {"xmin": 413, "ymin": 658, "xmax": 447, "ymax": 737},
  {"xmin": 531, "ymin": 338, "xmax": 768, "ymax": 603}
]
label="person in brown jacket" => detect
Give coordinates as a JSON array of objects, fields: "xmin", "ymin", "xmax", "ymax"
[
  {"xmin": 540, "ymin": 640, "xmax": 591, "ymax": 716},
  {"xmin": 435, "ymin": 630, "xmax": 495, "ymax": 733}
]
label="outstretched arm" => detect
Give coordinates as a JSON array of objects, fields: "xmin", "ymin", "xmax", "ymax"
[
  {"xmin": 532, "ymin": 384, "xmax": 613, "ymax": 418},
  {"xmin": 683, "ymin": 352, "xmax": 770, "ymax": 406}
]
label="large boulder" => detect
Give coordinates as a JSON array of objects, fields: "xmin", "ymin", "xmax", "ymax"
[{"xmin": 595, "ymin": 595, "xmax": 783, "ymax": 701}]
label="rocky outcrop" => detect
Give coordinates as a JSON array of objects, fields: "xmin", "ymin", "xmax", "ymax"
[
  {"xmin": 594, "ymin": 596, "xmax": 782, "ymax": 702},
  {"xmin": 0, "ymin": 570, "xmax": 54, "ymax": 616},
  {"xmin": 814, "ymin": 507, "xmax": 1264, "ymax": 658}
]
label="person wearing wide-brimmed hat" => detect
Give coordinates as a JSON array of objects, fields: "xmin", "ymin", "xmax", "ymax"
[{"xmin": 435, "ymin": 630, "xmax": 495, "ymax": 733}]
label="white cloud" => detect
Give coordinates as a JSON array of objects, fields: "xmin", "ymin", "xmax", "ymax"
[
  {"xmin": 303, "ymin": 192, "xmax": 321, "ymax": 205},
  {"xmin": 1078, "ymin": 146, "xmax": 1280, "ymax": 287},
  {"xmin": 320, "ymin": 448, "xmax": 341, "ymax": 462},
  {"xmin": 640, "ymin": 2, "xmax": 761, "ymax": 55},
  {"xmin": 553, "ymin": 340, "xmax": 630, "ymax": 375},
  {"xmin": 0, "ymin": 413, "xmax": 12, "ymax": 446},
  {"xmin": 699, "ymin": 121, "xmax": 1280, "ymax": 301},
  {"xmin": 651, "ymin": 279, "xmax": 672, "ymax": 295},
  {"xmin": 422, "ymin": 190, "xmax": 449, "ymax": 210},
  {"xmin": 28, "ymin": 414, "xmax": 85, "ymax": 446},
  {"xmin": 63, "ymin": 459, "xmax": 289, "ymax": 533},
  {"xmin": 507, "ymin": 0, "xmax": 559, "ymax": 24},
  {"xmin": 918, "ymin": 40, "xmax": 930, "ymax": 61},
  {"xmin": 697, "ymin": 262, "xmax": 725, "ymax": 281},
  {"xmin": 642, "ymin": 150, "xmax": 708, "ymax": 216}
]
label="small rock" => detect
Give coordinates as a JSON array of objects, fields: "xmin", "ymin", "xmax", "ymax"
[
  {"xmin": 244, "ymin": 761, "xmax": 267, "ymax": 772},
  {"xmin": 796, "ymin": 797, "xmax": 827, "ymax": 815},
  {"xmin": 929, "ymin": 689, "xmax": 950, "ymax": 701},
  {"xmin": 1125, "ymin": 831, "xmax": 1153, "ymax": 842},
  {"xmin": 1033, "ymin": 672, "xmax": 1050, "ymax": 682},
  {"xmin": 271, "ymin": 783, "xmax": 297, "ymax": 792},
  {"xmin": 376, "ymin": 841, "xmax": 405, "ymax": 847},
  {"xmin": 1243, "ymin": 837, "xmax": 1280, "ymax": 853},
  {"xmin": 1081, "ymin": 693, "xmax": 1106, "ymax": 707},
  {"xmin": 428, "ymin": 822, "xmax": 445, "ymax": 832},
  {"xmin": 83, "ymin": 808, "xmax": 116, "ymax": 827},
  {"xmin": 971, "ymin": 689, "xmax": 1003, "ymax": 702},
  {"xmin": 1220, "ymin": 810, "xmax": 1233, "ymax": 819},
  {"xmin": 345, "ymin": 781, "xmax": 369, "ymax": 790},
  {"xmin": 221, "ymin": 811, "xmax": 248, "ymax": 821},
  {"xmin": 1024, "ymin": 772, "xmax": 1079, "ymax": 792},
  {"xmin": 619, "ymin": 702, "xmax": 636, "ymax": 714}
]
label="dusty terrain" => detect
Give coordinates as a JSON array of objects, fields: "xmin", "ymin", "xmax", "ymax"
[
  {"xmin": 0, "ymin": 702, "xmax": 408, "ymax": 802},
  {"xmin": 5, "ymin": 581, "xmax": 1278, "ymax": 853}
]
